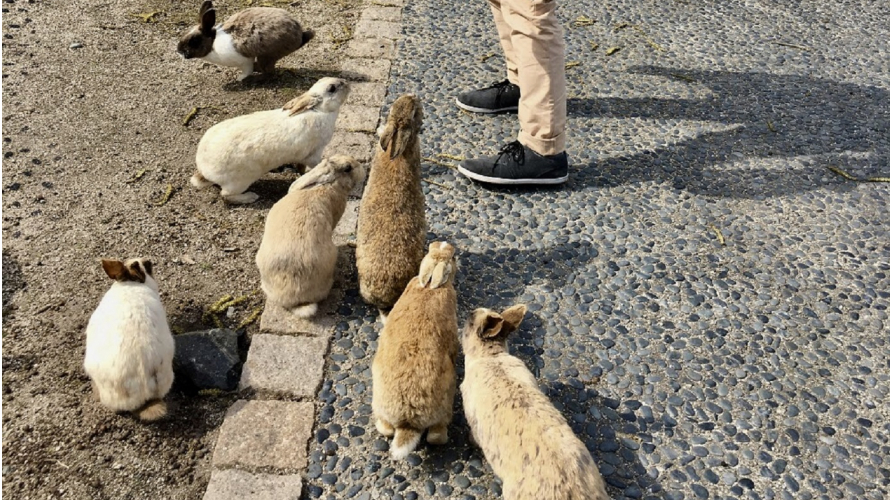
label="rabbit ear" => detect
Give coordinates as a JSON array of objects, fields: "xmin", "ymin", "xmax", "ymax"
[
  {"xmin": 200, "ymin": 3, "xmax": 216, "ymax": 32},
  {"xmin": 499, "ymin": 304, "xmax": 527, "ymax": 336},
  {"xmin": 127, "ymin": 261, "xmax": 146, "ymax": 283},
  {"xmin": 418, "ymin": 255, "xmax": 435, "ymax": 287},
  {"xmin": 379, "ymin": 124, "xmax": 395, "ymax": 156},
  {"xmin": 390, "ymin": 128, "xmax": 411, "ymax": 160},
  {"xmin": 102, "ymin": 259, "xmax": 126, "ymax": 281},
  {"xmin": 427, "ymin": 262, "xmax": 453, "ymax": 289},
  {"xmin": 283, "ymin": 92, "xmax": 322, "ymax": 116},
  {"xmin": 199, "ymin": 1, "xmax": 213, "ymax": 18},
  {"xmin": 293, "ymin": 162, "xmax": 339, "ymax": 191},
  {"xmin": 479, "ymin": 311, "xmax": 505, "ymax": 339}
]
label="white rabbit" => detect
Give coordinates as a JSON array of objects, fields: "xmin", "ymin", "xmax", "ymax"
[
  {"xmin": 190, "ymin": 77, "xmax": 350, "ymax": 204},
  {"xmin": 83, "ymin": 258, "xmax": 174, "ymax": 421}
]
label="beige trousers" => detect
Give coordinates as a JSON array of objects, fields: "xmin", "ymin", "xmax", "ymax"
[{"xmin": 488, "ymin": 0, "xmax": 567, "ymax": 155}]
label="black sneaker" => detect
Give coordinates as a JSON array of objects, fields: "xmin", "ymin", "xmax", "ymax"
[
  {"xmin": 455, "ymin": 80, "xmax": 520, "ymax": 114},
  {"xmin": 458, "ymin": 141, "xmax": 569, "ymax": 185}
]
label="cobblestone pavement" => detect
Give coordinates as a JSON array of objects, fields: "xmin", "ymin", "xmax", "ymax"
[{"xmin": 305, "ymin": 1, "xmax": 890, "ymax": 499}]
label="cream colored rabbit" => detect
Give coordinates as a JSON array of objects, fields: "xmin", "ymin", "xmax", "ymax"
[
  {"xmin": 371, "ymin": 242, "xmax": 458, "ymax": 460},
  {"xmin": 256, "ymin": 155, "xmax": 365, "ymax": 317},
  {"xmin": 461, "ymin": 305, "xmax": 610, "ymax": 500},
  {"xmin": 84, "ymin": 258, "xmax": 174, "ymax": 421}
]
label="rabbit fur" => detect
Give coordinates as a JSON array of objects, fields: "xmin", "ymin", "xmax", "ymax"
[
  {"xmin": 177, "ymin": 1, "xmax": 313, "ymax": 81},
  {"xmin": 256, "ymin": 155, "xmax": 366, "ymax": 317},
  {"xmin": 356, "ymin": 95, "xmax": 427, "ymax": 317},
  {"xmin": 372, "ymin": 242, "xmax": 459, "ymax": 460},
  {"xmin": 83, "ymin": 258, "xmax": 174, "ymax": 422},
  {"xmin": 460, "ymin": 305, "xmax": 610, "ymax": 500},
  {"xmin": 190, "ymin": 77, "xmax": 349, "ymax": 204}
]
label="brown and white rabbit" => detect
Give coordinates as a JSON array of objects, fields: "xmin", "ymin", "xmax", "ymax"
[
  {"xmin": 177, "ymin": 1, "xmax": 313, "ymax": 81},
  {"xmin": 356, "ymin": 95, "xmax": 426, "ymax": 319},
  {"xmin": 83, "ymin": 259, "xmax": 174, "ymax": 421},
  {"xmin": 256, "ymin": 155, "xmax": 365, "ymax": 317},
  {"xmin": 190, "ymin": 77, "xmax": 350, "ymax": 204},
  {"xmin": 460, "ymin": 305, "xmax": 611, "ymax": 500},
  {"xmin": 371, "ymin": 242, "xmax": 459, "ymax": 460}
]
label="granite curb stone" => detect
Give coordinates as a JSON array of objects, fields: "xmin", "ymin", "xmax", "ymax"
[{"xmin": 211, "ymin": 400, "xmax": 314, "ymax": 471}]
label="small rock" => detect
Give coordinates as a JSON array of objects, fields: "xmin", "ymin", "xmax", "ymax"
[
  {"xmin": 173, "ymin": 328, "xmax": 242, "ymax": 390},
  {"xmin": 69, "ymin": 43, "xmax": 83, "ymax": 50}
]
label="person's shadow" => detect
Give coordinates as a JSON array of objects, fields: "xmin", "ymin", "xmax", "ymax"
[{"xmin": 564, "ymin": 66, "xmax": 889, "ymax": 198}]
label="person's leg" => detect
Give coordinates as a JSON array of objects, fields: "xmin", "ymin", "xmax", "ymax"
[
  {"xmin": 454, "ymin": 0, "xmax": 523, "ymax": 114},
  {"xmin": 458, "ymin": 0, "xmax": 569, "ymax": 185},
  {"xmin": 507, "ymin": 0, "xmax": 566, "ymax": 156},
  {"xmin": 488, "ymin": 0, "xmax": 520, "ymax": 85}
]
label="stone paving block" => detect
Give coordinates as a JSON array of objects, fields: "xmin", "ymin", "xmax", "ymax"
[
  {"xmin": 334, "ymin": 199, "xmax": 361, "ymax": 245},
  {"xmin": 353, "ymin": 19, "xmax": 402, "ymax": 40},
  {"xmin": 360, "ymin": 6, "xmax": 402, "ymax": 22},
  {"xmin": 341, "ymin": 57, "xmax": 392, "ymax": 82},
  {"xmin": 324, "ymin": 131, "xmax": 375, "ymax": 163},
  {"xmin": 203, "ymin": 469, "xmax": 302, "ymax": 500},
  {"xmin": 347, "ymin": 82, "xmax": 389, "ymax": 107},
  {"xmin": 337, "ymin": 104, "xmax": 382, "ymax": 133},
  {"xmin": 240, "ymin": 334, "xmax": 328, "ymax": 397},
  {"xmin": 259, "ymin": 287, "xmax": 342, "ymax": 337},
  {"xmin": 211, "ymin": 400, "xmax": 314, "ymax": 471},
  {"xmin": 346, "ymin": 37, "xmax": 396, "ymax": 59}
]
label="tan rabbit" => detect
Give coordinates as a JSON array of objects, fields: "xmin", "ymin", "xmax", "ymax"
[
  {"xmin": 356, "ymin": 95, "xmax": 426, "ymax": 319},
  {"xmin": 255, "ymin": 155, "xmax": 365, "ymax": 317},
  {"xmin": 371, "ymin": 242, "xmax": 458, "ymax": 460},
  {"xmin": 461, "ymin": 305, "xmax": 611, "ymax": 500}
]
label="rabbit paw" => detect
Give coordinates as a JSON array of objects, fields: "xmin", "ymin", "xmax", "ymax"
[
  {"xmin": 375, "ymin": 418, "xmax": 395, "ymax": 437},
  {"xmin": 222, "ymin": 191, "xmax": 259, "ymax": 205},
  {"xmin": 427, "ymin": 424, "xmax": 448, "ymax": 445}
]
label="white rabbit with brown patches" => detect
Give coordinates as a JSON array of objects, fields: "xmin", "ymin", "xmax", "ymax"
[
  {"xmin": 84, "ymin": 259, "xmax": 174, "ymax": 421},
  {"xmin": 461, "ymin": 305, "xmax": 611, "ymax": 500},
  {"xmin": 191, "ymin": 77, "xmax": 349, "ymax": 204},
  {"xmin": 372, "ymin": 242, "xmax": 459, "ymax": 460},
  {"xmin": 177, "ymin": 1, "xmax": 314, "ymax": 81},
  {"xmin": 256, "ymin": 155, "xmax": 365, "ymax": 317}
]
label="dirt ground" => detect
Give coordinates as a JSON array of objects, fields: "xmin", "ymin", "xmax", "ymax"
[{"xmin": 2, "ymin": 0, "xmax": 362, "ymax": 497}]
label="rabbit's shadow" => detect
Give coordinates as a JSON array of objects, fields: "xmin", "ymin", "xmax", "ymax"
[{"xmin": 221, "ymin": 67, "xmax": 371, "ymax": 93}]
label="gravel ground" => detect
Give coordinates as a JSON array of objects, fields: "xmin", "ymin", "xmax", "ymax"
[
  {"xmin": 305, "ymin": 0, "xmax": 890, "ymax": 499},
  {"xmin": 1, "ymin": 0, "xmax": 361, "ymax": 497}
]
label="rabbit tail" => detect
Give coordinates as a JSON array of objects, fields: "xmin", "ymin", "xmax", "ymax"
[
  {"xmin": 292, "ymin": 303, "xmax": 318, "ymax": 318},
  {"xmin": 136, "ymin": 399, "xmax": 167, "ymax": 421},
  {"xmin": 191, "ymin": 170, "xmax": 213, "ymax": 189},
  {"xmin": 391, "ymin": 426, "xmax": 423, "ymax": 460}
]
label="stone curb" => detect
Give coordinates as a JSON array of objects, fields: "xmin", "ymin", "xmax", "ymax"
[{"xmin": 201, "ymin": 0, "xmax": 399, "ymax": 495}]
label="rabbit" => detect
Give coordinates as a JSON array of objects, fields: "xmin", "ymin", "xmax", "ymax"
[
  {"xmin": 83, "ymin": 258, "xmax": 175, "ymax": 422},
  {"xmin": 460, "ymin": 304, "xmax": 611, "ymax": 500},
  {"xmin": 256, "ymin": 155, "xmax": 366, "ymax": 317},
  {"xmin": 190, "ymin": 77, "xmax": 350, "ymax": 204},
  {"xmin": 356, "ymin": 95, "xmax": 427, "ymax": 319},
  {"xmin": 371, "ymin": 242, "xmax": 459, "ymax": 460},
  {"xmin": 177, "ymin": 1, "xmax": 314, "ymax": 81}
]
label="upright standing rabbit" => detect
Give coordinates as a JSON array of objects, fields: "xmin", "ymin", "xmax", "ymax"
[
  {"xmin": 191, "ymin": 77, "xmax": 350, "ymax": 204},
  {"xmin": 177, "ymin": 1, "xmax": 314, "ymax": 81},
  {"xmin": 372, "ymin": 242, "xmax": 459, "ymax": 460},
  {"xmin": 84, "ymin": 259, "xmax": 175, "ymax": 422},
  {"xmin": 356, "ymin": 95, "xmax": 426, "ymax": 319},
  {"xmin": 256, "ymin": 155, "xmax": 365, "ymax": 317},
  {"xmin": 460, "ymin": 305, "xmax": 610, "ymax": 500}
]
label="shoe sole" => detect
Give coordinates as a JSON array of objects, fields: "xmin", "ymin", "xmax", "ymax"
[
  {"xmin": 454, "ymin": 98, "xmax": 518, "ymax": 114},
  {"xmin": 457, "ymin": 165, "xmax": 568, "ymax": 185}
]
